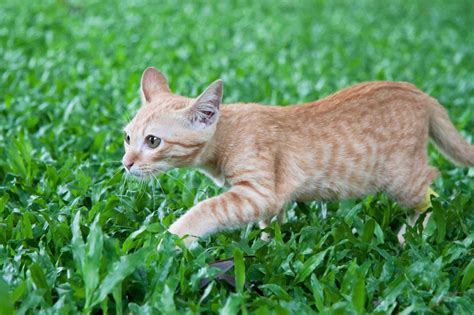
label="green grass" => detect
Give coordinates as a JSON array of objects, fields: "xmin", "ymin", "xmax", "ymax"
[{"xmin": 1, "ymin": 0, "xmax": 474, "ymax": 313}]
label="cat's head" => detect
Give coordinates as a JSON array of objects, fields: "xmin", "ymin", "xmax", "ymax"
[{"xmin": 122, "ymin": 67, "xmax": 223, "ymax": 179}]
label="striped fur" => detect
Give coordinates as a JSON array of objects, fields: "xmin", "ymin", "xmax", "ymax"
[{"xmin": 123, "ymin": 68, "xmax": 474, "ymax": 246}]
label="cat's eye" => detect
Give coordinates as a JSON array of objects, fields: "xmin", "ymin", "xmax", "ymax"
[
  {"xmin": 145, "ymin": 135, "xmax": 161, "ymax": 149},
  {"xmin": 125, "ymin": 134, "xmax": 130, "ymax": 145}
]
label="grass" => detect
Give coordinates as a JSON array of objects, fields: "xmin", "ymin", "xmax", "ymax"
[{"xmin": 0, "ymin": 0, "xmax": 473, "ymax": 313}]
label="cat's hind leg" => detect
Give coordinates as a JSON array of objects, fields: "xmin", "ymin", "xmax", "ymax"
[
  {"xmin": 414, "ymin": 186, "xmax": 439, "ymax": 212},
  {"xmin": 396, "ymin": 186, "xmax": 439, "ymax": 245},
  {"xmin": 385, "ymin": 162, "xmax": 438, "ymax": 245}
]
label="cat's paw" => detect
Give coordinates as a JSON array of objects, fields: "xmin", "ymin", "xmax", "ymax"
[
  {"xmin": 397, "ymin": 226, "xmax": 406, "ymax": 246},
  {"xmin": 260, "ymin": 231, "xmax": 271, "ymax": 242}
]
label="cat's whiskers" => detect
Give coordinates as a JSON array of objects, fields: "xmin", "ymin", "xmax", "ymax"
[
  {"xmin": 151, "ymin": 173, "xmax": 169, "ymax": 204},
  {"xmin": 114, "ymin": 171, "xmax": 131, "ymax": 211},
  {"xmin": 159, "ymin": 171, "xmax": 196, "ymax": 195},
  {"xmin": 156, "ymin": 177, "xmax": 168, "ymax": 199},
  {"xmin": 150, "ymin": 175, "xmax": 156, "ymax": 210}
]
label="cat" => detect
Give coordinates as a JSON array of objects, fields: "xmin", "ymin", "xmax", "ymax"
[{"xmin": 122, "ymin": 67, "xmax": 474, "ymax": 246}]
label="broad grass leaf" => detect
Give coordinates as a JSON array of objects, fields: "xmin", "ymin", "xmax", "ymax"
[
  {"xmin": 113, "ymin": 285, "xmax": 123, "ymax": 315},
  {"xmin": 0, "ymin": 194, "xmax": 8, "ymax": 214},
  {"xmin": 91, "ymin": 247, "xmax": 150, "ymax": 307},
  {"xmin": 295, "ymin": 248, "xmax": 328, "ymax": 283},
  {"xmin": 51, "ymin": 296, "xmax": 71, "ymax": 314},
  {"xmin": 233, "ymin": 248, "xmax": 245, "ymax": 293},
  {"xmin": 11, "ymin": 281, "xmax": 27, "ymax": 304},
  {"xmin": 310, "ymin": 274, "xmax": 324, "ymax": 312},
  {"xmin": 199, "ymin": 281, "xmax": 215, "ymax": 304},
  {"xmin": 340, "ymin": 261, "xmax": 366, "ymax": 311},
  {"xmin": 21, "ymin": 212, "xmax": 33, "ymax": 239},
  {"xmin": 84, "ymin": 216, "xmax": 104, "ymax": 309},
  {"xmin": 101, "ymin": 298, "xmax": 108, "ymax": 315},
  {"xmin": 159, "ymin": 284, "xmax": 177, "ymax": 314},
  {"xmin": 0, "ymin": 277, "xmax": 15, "ymax": 315},
  {"xmin": 274, "ymin": 222, "xmax": 282, "ymax": 243},
  {"xmin": 6, "ymin": 141, "xmax": 27, "ymax": 180},
  {"xmin": 29, "ymin": 263, "xmax": 52, "ymax": 305},
  {"xmin": 352, "ymin": 273, "xmax": 366, "ymax": 313},
  {"xmin": 429, "ymin": 278, "xmax": 450, "ymax": 309},
  {"xmin": 259, "ymin": 284, "xmax": 291, "ymax": 300},
  {"xmin": 17, "ymin": 290, "xmax": 43, "ymax": 315},
  {"xmin": 381, "ymin": 204, "xmax": 391, "ymax": 228},
  {"xmin": 220, "ymin": 293, "xmax": 241, "ymax": 315},
  {"xmin": 71, "ymin": 211, "xmax": 85, "ymax": 271},
  {"xmin": 461, "ymin": 259, "xmax": 474, "ymax": 290},
  {"xmin": 373, "ymin": 221, "xmax": 385, "ymax": 244},
  {"xmin": 341, "ymin": 261, "xmax": 358, "ymax": 294},
  {"xmin": 375, "ymin": 275, "xmax": 407, "ymax": 312},
  {"xmin": 128, "ymin": 302, "xmax": 149, "ymax": 315},
  {"xmin": 433, "ymin": 201, "xmax": 446, "ymax": 243},
  {"xmin": 361, "ymin": 218, "xmax": 375, "ymax": 243}
]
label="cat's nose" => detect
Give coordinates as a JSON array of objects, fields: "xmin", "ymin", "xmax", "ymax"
[
  {"xmin": 123, "ymin": 153, "xmax": 138, "ymax": 171},
  {"xmin": 124, "ymin": 161, "xmax": 134, "ymax": 171}
]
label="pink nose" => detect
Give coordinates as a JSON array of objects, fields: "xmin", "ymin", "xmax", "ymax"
[{"xmin": 124, "ymin": 161, "xmax": 134, "ymax": 171}]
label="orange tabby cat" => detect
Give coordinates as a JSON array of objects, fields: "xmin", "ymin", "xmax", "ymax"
[{"xmin": 123, "ymin": 67, "xmax": 474, "ymax": 246}]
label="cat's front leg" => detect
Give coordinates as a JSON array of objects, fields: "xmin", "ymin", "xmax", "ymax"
[
  {"xmin": 168, "ymin": 185, "xmax": 279, "ymax": 246},
  {"xmin": 258, "ymin": 211, "xmax": 285, "ymax": 241}
]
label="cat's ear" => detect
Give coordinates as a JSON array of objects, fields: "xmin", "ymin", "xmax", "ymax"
[
  {"xmin": 141, "ymin": 67, "xmax": 170, "ymax": 103},
  {"xmin": 187, "ymin": 79, "xmax": 223, "ymax": 130}
]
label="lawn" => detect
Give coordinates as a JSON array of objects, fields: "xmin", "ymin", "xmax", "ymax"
[{"xmin": 1, "ymin": 0, "xmax": 474, "ymax": 313}]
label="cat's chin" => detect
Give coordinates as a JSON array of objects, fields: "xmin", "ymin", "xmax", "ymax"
[{"xmin": 128, "ymin": 170, "xmax": 161, "ymax": 181}]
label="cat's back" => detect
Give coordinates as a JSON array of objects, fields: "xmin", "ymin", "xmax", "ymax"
[
  {"xmin": 297, "ymin": 81, "xmax": 426, "ymax": 112},
  {"xmin": 220, "ymin": 81, "xmax": 429, "ymax": 131},
  {"xmin": 219, "ymin": 102, "xmax": 287, "ymax": 125},
  {"xmin": 222, "ymin": 81, "xmax": 427, "ymax": 115}
]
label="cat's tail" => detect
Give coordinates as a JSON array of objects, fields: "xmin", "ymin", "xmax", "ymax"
[{"xmin": 428, "ymin": 101, "xmax": 474, "ymax": 167}]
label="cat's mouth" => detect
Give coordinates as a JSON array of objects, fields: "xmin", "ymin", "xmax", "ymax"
[{"xmin": 127, "ymin": 167, "xmax": 163, "ymax": 180}]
